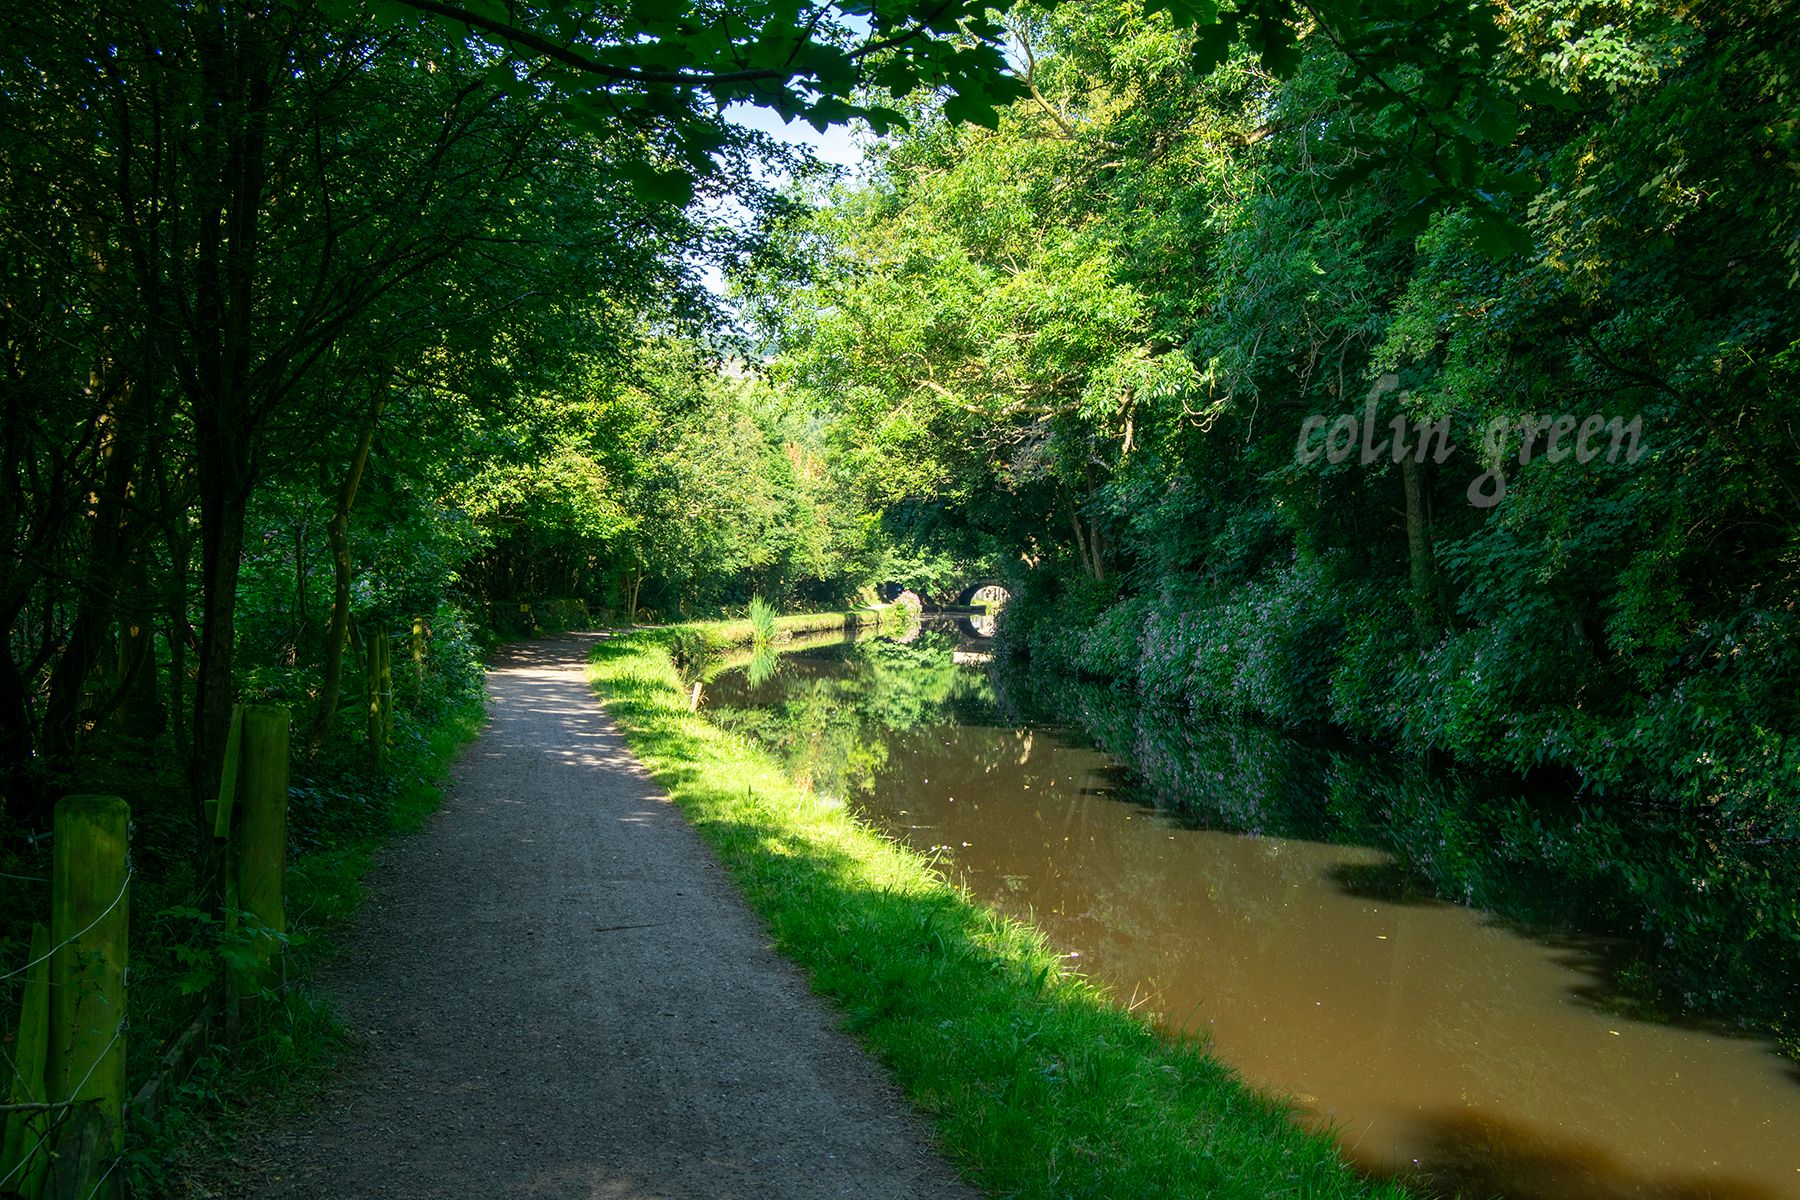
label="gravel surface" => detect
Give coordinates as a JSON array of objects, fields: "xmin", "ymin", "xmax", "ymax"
[{"xmin": 244, "ymin": 633, "xmax": 978, "ymax": 1200}]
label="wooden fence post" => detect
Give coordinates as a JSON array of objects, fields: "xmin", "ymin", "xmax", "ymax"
[
  {"xmin": 380, "ymin": 633, "xmax": 394, "ymax": 747},
  {"xmin": 367, "ymin": 627, "xmax": 387, "ymax": 773},
  {"xmin": 211, "ymin": 704, "xmax": 243, "ymax": 1043},
  {"xmin": 237, "ymin": 705, "xmax": 290, "ymax": 991},
  {"xmin": 48, "ymin": 794, "xmax": 129, "ymax": 1200},
  {"xmin": 2, "ymin": 924, "xmax": 52, "ymax": 1199}
]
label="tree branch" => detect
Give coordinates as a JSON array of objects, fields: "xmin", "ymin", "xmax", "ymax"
[{"xmin": 390, "ymin": 0, "xmax": 954, "ymax": 90}]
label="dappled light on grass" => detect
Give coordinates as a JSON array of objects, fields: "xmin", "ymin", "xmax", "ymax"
[
  {"xmin": 669, "ymin": 627, "xmax": 1800, "ymax": 1200},
  {"xmin": 588, "ymin": 629, "xmax": 1410, "ymax": 1200}
]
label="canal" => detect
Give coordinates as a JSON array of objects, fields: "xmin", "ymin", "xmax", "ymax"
[{"xmin": 701, "ymin": 625, "xmax": 1800, "ymax": 1200}]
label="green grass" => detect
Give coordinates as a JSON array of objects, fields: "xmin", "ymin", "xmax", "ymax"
[
  {"xmin": 748, "ymin": 595, "xmax": 779, "ymax": 646},
  {"xmin": 699, "ymin": 604, "xmax": 899, "ymax": 649},
  {"xmin": 587, "ymin": 624, "xmax": 1415, "ymax": 1200}
]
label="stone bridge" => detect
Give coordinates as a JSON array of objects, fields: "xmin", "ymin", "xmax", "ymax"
[{"xmin": 879, "ymin": 579, "xmax": 1011, "ymax": 636}]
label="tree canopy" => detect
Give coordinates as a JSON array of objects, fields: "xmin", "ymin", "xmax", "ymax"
[
  {"xmin": 751, "ymin": 0, "xmax": 1797, "ymax": 833},
  {"xmin": 2, "ymin": 0, "xmax": 1795, "ymax": 1136}
]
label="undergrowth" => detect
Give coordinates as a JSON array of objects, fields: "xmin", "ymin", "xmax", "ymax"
[{"xmin": 124, "ymin": 694, "xmax": 483, "ymax": 1197}]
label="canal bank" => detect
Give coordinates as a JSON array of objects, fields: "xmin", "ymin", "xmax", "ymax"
[
  {"xmin": 587, "ymin": 622, "xmax": 1409, "ymax": 1200},
  {"xmin": 693, "ymin": 623, "xmax": 1800, "ymax": 1200}
]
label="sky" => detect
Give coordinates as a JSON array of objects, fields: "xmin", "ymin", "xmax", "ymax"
[
  {"xmin": 725, "ymin": 101, "xmax": 868, "ymax": 168},
  {"xmin": 696, "ymin": 103, "xmax": 871, "ymax": 298},
  {"xmin": 696, "ymin": 6, "xmax": 879, "ymax": 300}
]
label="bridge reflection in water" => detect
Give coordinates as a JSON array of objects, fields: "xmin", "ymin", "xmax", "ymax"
[{"xmin": 881, "ymin": 580, "xmax": 1009, "ymax": 638}]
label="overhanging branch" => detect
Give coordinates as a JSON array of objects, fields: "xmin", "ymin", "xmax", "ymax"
[{"xmin": 390, "ymin": 0, "xmax": 953, "ymax": 91}]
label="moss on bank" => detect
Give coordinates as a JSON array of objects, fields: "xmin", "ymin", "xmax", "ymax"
[{"xmin": 586, "ymin": 623, "xmax": 1412, "ymax": 1200}]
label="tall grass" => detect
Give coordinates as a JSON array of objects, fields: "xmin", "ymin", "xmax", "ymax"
[
  {"xmin": 587, "ymin": 625, "xmax": 1414, "ymax": 1200},
  {"xmin": 747, "ymin": 595, "xmax": 779, "ymax": 647}
]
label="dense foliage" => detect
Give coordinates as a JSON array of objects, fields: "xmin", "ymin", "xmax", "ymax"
[
  {"xmin": 3, "ymin": 0, "xmax": 997, "ymax": 834},
  {"xmin": 0, "ymin": 0, "xmax": 1036, "ymax": 1179},
  {"xmin": 755, "ymin": 0, "xmax": 1798, "ymax": 1035}
]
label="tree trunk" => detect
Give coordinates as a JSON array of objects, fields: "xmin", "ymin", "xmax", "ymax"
[
  {"xmin": 291, "ymin": 514, "xmax": 310, "ymax": 664},
  {"xmin": 192, "ymin": 451, "xmax": 250, "ymax": 819},
  {"xmin": 41, "ymin": 382, "xmax": 140, "ymax": 779},
  {"xmin": 1402, "ymin": 456, "xmax": 1441, "ymax": 640},
  {"xmin": 623, "ymin": 566, "xmax": 644, "ymax": 619},
  {"xmin": 310, "ymin": 393, "xmax": 385, "ymax": 753},
  {"xmin": 115, "ymin": 551, "xmax": 164, "ymax": 741},
  {"xmin": 1068, "ymin": 504, "xmax": 1105, "ymax": 583},
  {"xmin": 0, "ymin": 646, "xmax": 45, "ymax": 827},
  {"xmin": 166, "ymin": 510, "xmax": 193, "ymax": 773},
  {"xmin": 1069, "ymin": 505, "xmax": 1091, "ymax": 579},
  {"xmin": 187, "ymin": 3, "xmax": 272, "ymax": 834}
]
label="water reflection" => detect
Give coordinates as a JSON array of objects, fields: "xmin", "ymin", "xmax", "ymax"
[
  {"xmin": 702, "ymin": 629, "xmax": 1800, "ymax": 1200},
  {"xmin": 992, "ymin": 671, "xmax": 1798, "ymax": 1037}
]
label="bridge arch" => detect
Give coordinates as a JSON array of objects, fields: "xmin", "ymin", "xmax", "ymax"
[
  {"xmin": 954, "ymin": 578, "xmax": 1011, "ymax": 608},
  {"xmin": 878, "ymin": 579, "xmax": 1011, "ymax": 636},
  {"xmin": 952, "ymin": 579, "xmax": 1009, "ymax": 638}
]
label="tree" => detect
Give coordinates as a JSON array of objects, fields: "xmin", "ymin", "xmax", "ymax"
[
  {"xmin": 0, "ymin": 0, "xmax": 745, "ymax": 824},
  {"xmin": 760, "ymin": 0, "xmax": 1799, "ymax": 819}
]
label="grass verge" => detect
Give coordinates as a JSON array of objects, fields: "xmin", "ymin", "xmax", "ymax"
[
  {"xmin": 587, "ymin": 624, "xmax": 1412, "ymax": 1200},
  {"xmin": 691, "ymin": 605, "xmax": 898, "ymax": 649}
]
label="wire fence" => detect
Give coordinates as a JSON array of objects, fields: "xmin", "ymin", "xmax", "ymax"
[
  {"xmin": 0, "ymin": 867, "xmax": 134, "ymax": 985},
  {"xmin": 0, "ymin": 1021, "xmax": 127, "ymax": 1196},
  {"xmin": 1, "ymin": 1018, "xmax": 130, "ymax": 1200},
  {"xmin": 2, "ymin": 829, "xmax": 135, "ymax": 1200},
  {"xmin": 3, "ymin": 702, "xmax": 299, "ymax": 1199}
]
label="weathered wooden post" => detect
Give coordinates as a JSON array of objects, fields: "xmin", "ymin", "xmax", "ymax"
[
  {"xmin": 367, "ymin": 627, "xmax": 387, "ymax": 773},
  {"xmin": 410, "ymin": 616, "xmax": 426, "ymax": 695},
  {"xmin": 237, "ymin": 705, "xmax": 290, "ymax": 985},
  {"xmin": 2, "ymin": 924, "xmax": 51, "ymax": 1199},
  {"xmin": 48, "ymin": 795, "xmax": 130, "ymax": 1200}
]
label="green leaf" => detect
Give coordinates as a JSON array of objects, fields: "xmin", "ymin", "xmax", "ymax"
[
  {"xmin": 942, "ymin": 91, "xmax": 1001, "ymax": 131},
  {"xmin": 617, "ymin": 160, "xmax": 697, "ymax": 207},
  {"xmin": 1464, "ymin": 206, "xmax": 1533, "ymax": 260},
  {"xmin": 1189, "ymin": 14, "xmax": 1238, "ymax": 72},
  {"xmin": 1146, "ymin": 0, "xmax": 1221, "ymax": 27},
  {"xmin": 859, "ymin": 104, "xmax": 910, "ymax": 136},
  {"xmin": 804, "ymin": 96, "xmax": 856, "ymax": 135},
  {"xmin": 1248, "ymin": 11, "xmax": 1301, "ymax": 78}
]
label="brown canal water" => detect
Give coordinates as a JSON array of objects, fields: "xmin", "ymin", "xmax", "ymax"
[{"xmin": 702, "ymin": 629, "xmax": 1800, "ymax": 1200}]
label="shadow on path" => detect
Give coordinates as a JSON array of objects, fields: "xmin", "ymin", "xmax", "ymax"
[{"xmin": 245, "ymin": 633, "xmax": 976, "ymax": 1200}]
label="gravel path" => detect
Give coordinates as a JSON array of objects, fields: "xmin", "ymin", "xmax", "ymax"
[{"xmin": 245, "ymin": 633, "xmax": 977, "ymax": 1200}]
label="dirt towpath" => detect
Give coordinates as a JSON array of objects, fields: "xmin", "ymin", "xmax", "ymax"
[{"xmin": 245, "ymin": 633, "xmax": 977, "ymax": 1200}]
